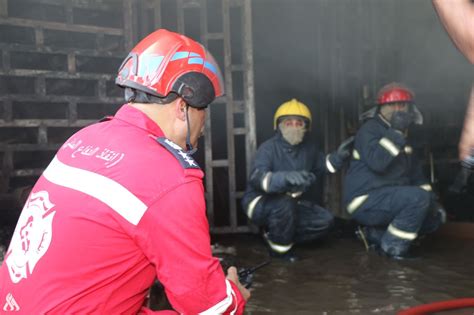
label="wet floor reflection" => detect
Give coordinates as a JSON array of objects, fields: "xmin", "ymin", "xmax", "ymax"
[{"xmin": 209, "ymin": 233, "xmax": 474, "ymax": 314}]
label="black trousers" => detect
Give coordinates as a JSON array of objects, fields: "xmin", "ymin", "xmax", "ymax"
[
  {"xmin": 251, "ymin": 194, "xmax": 334, "ymax": 246},
  {"xmin": 351, "ymin": 186, "xmax": 442, "ymax": 256}
]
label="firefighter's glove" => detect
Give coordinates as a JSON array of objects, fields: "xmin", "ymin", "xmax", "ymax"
[
  {"xmin": 390, "ymin": 111, "xmax": 412, "ymax": 132},
  {"xmin": 267, "ymin": 171, "xmax": 315, "ymax": 193},
  {"xmin": 336, "ymin": 136, "xmax": 354, "ymax": 161},
  {"xmin": 302, "ymin": 171, "xmax": 317, "ymax": 185},
  {"xmin": 286, "ymin": 171, "xmax": 315, "ymax": 192},
  {"xmin": 298, "ymin": 171, "xmax": 316, "ymax": 186},
  {"xmin": 285, "ymin": 171, "xmax": 309, "ymax": 186}
]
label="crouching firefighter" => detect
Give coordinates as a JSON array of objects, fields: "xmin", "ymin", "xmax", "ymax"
[
  {"xmin": 343, "ymin": 82, "xmax": 446, "ymax": 260},
  {"xmin": 242, "ymin": 99, "xmax": 354, "ymax": 262}
]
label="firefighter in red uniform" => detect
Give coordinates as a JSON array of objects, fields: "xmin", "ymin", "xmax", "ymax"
[{"xmin": 0, "ymin": 29, "xmax": 249, "ymax": 314}]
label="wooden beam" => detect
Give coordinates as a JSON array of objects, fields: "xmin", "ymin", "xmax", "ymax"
[
  {"xmin": 204, "ymin": 33, "xmax": 224, "ymax": 40},
  {"xmin": 176, "ymin": 0, "xmax": 185, "ymax": 34},
  {"xmin": 0, "ymin": 0, "xmax": 7, "ymax": 17},
  {"xmin": 18, "ymin": 0, "xmax": 118, "ymax": 11},
  {"xmin": 211, "ymin": 160, "xmax": 229, "ymax": 167},
  {"xmin": 37, "ymin": 126, "xmax": 48, "ymax": 144},
  {"xmin": 1, "ymin": 50, "xmax": 10, "ymax": 72},
  {"xmin": 68, "ymin": 101, "xmax": 78, "ymax": 124},
  {"xmin": 98, "ymin": 79, "xmax": 107, "ymax": 100},
  {"xmin": 0, "ymin": 95, "xmax": 122, "ymax": 104},
  {"xmin": 0, "ymin": 17, "xmax": 123, "ymax": 36},
  {"xmin": 0, "ymin": 69, "xmax": 114, "ymax": 80},
  {"xmin": 35, "ymin": 77, "xmax": 46, "ymax": 96},
  {"xmin": 200, "ymin": 0, "xmax": 216, "ymax": 227},
  {"xmin": 223, "ymin": 0, "xmax": 238, "ymax": 231},
  {"xmin": 0, "ymin": 42, "xmax": 126, "ymax": 57},
  {"xmin": 243, "ymin": 0, "xmax": 256, "ymax": 178},
  {"xmin": 151, "ymin": 0, "xmax": 162, "ymax": 29},
  {"xmin": 35, "ymin": 28, "xmax": 44, "ymax": 48},
  {"xmin": 122, "ymin": 0, "xmax": 134, "ymax": 51},
  {"xmin": 2, "ymin": 100, "xmax": 11, "ymax": 122},
  {"xmin": 67, "ymin": 53, "xmax": 76, "ymax": 74}
]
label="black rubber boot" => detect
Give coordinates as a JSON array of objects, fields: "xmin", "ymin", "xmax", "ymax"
[
  {"xmin": 380, "ymin": 230, "xmax": 420, "ymax": 260},
  {"xmin": 262, "ymin": 231, "xmax": 298, "ymax": 262},
  {"xmin": 376, "ymin": 246, "xmax": 419, "ymax": 261}
]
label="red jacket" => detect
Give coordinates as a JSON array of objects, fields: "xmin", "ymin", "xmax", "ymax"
[{"xmin": 0, "ymin": 105, "xmax": 245, "ymax": 314}]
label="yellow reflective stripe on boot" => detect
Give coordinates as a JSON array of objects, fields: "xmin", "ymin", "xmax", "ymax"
[
  {"xmin": 387, "ymin": 224, "xmax": 417, "ymax": 240},
  {"xmin": 379, "ymin": 137, "xmax": 400, "ymax": 156},
  {"xmin": 264, "ymin": 233, "xmax": 293, "ymax": 253},
  {"xmin": 347, "ymin": 194, "xmax": 369, "ymax": 214},
  {"xmin": 246, "ymin": 195, "xmax": 262, "ymax": 219}
]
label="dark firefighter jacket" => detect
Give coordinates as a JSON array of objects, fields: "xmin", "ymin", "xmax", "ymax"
[
  {"xmin": 343, "ymin": 114, "xmax": 431, "ymax": 213},
  {"xmin": 242, "ymin": 131, "xmax": 344, "ymax": 211}
]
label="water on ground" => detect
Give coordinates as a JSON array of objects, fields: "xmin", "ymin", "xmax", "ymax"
[{"xmin": 212, "ymin": 233, "xmax": 474, "ymax": 315}]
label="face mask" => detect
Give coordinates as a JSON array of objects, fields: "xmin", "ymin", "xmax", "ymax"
[
  {"xmin": 380, "ymin": 103, "xmax": 409, "ymax": 121},
  {"xmin": 279, "ymin": 122, "xmax": 306, "ymax": 146}
]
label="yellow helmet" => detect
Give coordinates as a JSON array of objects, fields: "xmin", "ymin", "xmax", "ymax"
[{"xmin": 273, "ymin": 98, "xmax": 312, "ymax": 130}]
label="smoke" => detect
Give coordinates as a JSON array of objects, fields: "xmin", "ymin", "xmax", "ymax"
[{"xmin": 252, "ymin": 0, "xmax": 472, "ymax": 144}]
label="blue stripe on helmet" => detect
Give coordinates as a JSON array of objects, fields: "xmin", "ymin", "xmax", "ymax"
[
  {"xmin": 171, "ymin": 51, "xmax": 189, "ymax": 61},
  {"xmin": 189, "ymin": 52, "xmax": 201, "ymax": 57},
  {"xmin": 204, "ymin": 61, "xmax": 218, "ymax": 74},
  {"xmin": 188, "ymin": 57, "xmax": 204, "ymax": 65}
]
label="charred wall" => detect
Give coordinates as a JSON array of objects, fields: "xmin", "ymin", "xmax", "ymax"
[
  {"xmin": 0, "ymin": 0, "xmax": 254, "ymax": 234},
  {"xmin": 0, "ymin": 0, "xmax": 128, "ymax": 229}
]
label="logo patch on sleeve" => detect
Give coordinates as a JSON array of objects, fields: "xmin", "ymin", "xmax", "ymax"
[{"xmin": 156, "ymin": 137, "xmax": 200, "ymax": 169}]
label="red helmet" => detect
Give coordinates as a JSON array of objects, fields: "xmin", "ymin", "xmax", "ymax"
[
  {"xmin": 116, "ymin": 29, "xmax": 224, "ymax": 108},
  {"xmin": 377, "ymin": 83, "xmax": 414, "ymax": 105}
]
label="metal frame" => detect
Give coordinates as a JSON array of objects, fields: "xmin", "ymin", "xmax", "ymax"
[
  {"xmin": 0, "ymin": 0, "xmax": 256, "ymax": 233},
  {"xmin": 0, "ymin": 0, "xmax": 130, "ymax": 202},
  {"xmin": 156, "ymin": 0, "xmax": 256, "ymax": 233}
]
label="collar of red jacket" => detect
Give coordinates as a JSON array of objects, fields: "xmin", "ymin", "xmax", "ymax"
[{"xmin": 113, "ymin": 104, "xmax": 165, "ymax": 137}]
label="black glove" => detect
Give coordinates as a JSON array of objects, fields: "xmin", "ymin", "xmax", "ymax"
[
  {"xmin": 287, "ymin": 171, "xmax": 316, "ymax": 193},
  {"xmin": 336, "ymin": 136, "xmax": 354, "ymax": 161},
  {"xmin": 302, "ymin": 171, "xmax": 317, "ymax": 185},
  {"xmin": 390, "ymin": 111, "xmax": 413, "ymax": 132},
  {"xmin": 285, "ymin": 171, "xmax": 314, "ymax": 186},
  {"xmin": 267, "ymin": 170, "xmax": 315, "ymax": 193}
]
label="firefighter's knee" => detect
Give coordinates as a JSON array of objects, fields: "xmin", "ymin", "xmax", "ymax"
[
  {"xmin": 269, "ymin": 195, "xmax": 295, "ymax": 220},
  {"xmin": 405, "ymin": 187, "xmax": 431, "ymax": 212},
  {"xmin": 413, "ymin": 189, "xmax": 431, "ymax": 213}
]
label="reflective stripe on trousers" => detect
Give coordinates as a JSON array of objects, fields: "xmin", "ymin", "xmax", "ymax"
[{"xmin": 347, "ymin": 194, "xmax": 369, "ymax": 214}]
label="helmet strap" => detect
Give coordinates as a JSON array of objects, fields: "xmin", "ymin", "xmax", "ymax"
[
  {"xmin": 185, "ymin": 105, "xmax": 197, "ymax": 155},
  {"xmin": 124, "ymin": 88, "xmax": 179, "ymax": 105}
]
